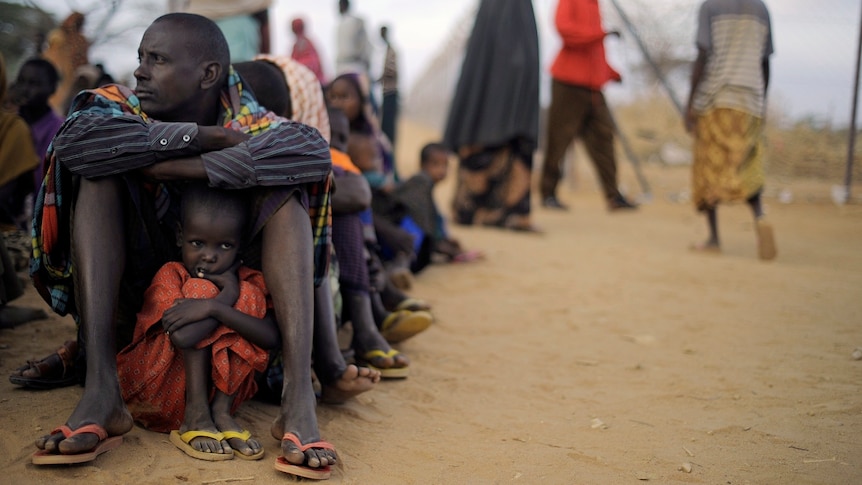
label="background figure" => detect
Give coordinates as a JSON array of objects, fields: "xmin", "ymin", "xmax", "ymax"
[
  {"xmin": 59, "ymin": 63, "xmax": 116, "ymax": 122},
  {"xmin": 178, "ymin": 0, "xmax": 272, "ymax": 62},
  {"xmin": 335, "ymin": 0, "xmax": 372, "ymax": 77},
  {"xmin": 255, "ymin": 54, "xmax": 331, "ymax": 143},
  {"xmin": 443, "ymin": 0, "xmax": 540, "ymax": 232},
  {"xmin": 378, "ymin": 24, "xmax": 399, "ymax": 148},
  {"xmin": 42, "ymin": 12, "xmax": 89, "ymax": 115},
  {"xmin": 10, "ymin": 58, "xmax": 63, "ymax": 192},
  {"xmin": 685, "ymin": 0, "xmax": 776, "ymax": 260},
  {"xmin": 538, "ymin": 0, "xmax": 637, "ymax": 212},
  {"xmin": 0, "ymin": 52, "xmax": 48, "ymax": 329},
  {"xmin": 0, "ymin": 54, "xmax": 41, "ymax": 232},
  {"xmin": 290, "ymin": 18, "xmax": 326, "ymax": 84},
  {"xmin": 1, "ymin": 234, "xmax": 48, "ymax": 329}
]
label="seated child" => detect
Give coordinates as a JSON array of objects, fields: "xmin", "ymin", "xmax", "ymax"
[
  {"xmin": 385, "ymin": 142, "xmax": 484, "ymax": 272},
  {"xmin": 117, "ymin": 183, "xmax": 278, "ymax": 461}
]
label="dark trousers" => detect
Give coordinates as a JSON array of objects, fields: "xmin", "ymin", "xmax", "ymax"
[
  {"xmin": 381, "ymin": 91, "xmax": 399, "ymax": 146},
  {"xmin": 540, "ymin": 80, "xmax": 620, "ymax": 200}
]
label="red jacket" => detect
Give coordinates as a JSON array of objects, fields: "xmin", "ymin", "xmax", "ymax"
[{"xmin": 550, "ymin": 0, "xmax": 621, "ymax": 89}]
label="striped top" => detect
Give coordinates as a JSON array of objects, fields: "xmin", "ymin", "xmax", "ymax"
[{"xmin": 692, "ymin": 0, "xmax": 773, "ymax": 116}]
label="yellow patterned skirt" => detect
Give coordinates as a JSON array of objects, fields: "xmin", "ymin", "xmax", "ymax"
[{"xmin": 692, "ymin": 108, "xmax": 765, "ymax": 211}]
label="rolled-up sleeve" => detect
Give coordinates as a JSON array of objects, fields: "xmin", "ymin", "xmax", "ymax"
[
  {"xmin": 53, "ymin": 114, "xmax": 200, "ymax": 178},
  {"xmin": 202, "ymin": 120, "xmax": 332, "ymax": 189}
]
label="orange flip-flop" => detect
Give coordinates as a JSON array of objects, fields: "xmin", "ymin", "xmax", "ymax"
[
  {"xmin": 274, "ymin": 432, "xmax": 335, "ymax": 480},
  {"xmin": 32, "ymin": 424, "xmax": 123, "ymax": 465}
]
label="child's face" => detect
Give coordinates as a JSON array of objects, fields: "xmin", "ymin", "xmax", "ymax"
[
  {"xmin": 423, "ymin": 149, "xmax": 450, "ymax": 183},
  {"xmin": 11, "ymin": 64, "xmax": 55, "ymax": 108},
  {"xmin": 326, "ymin": 78, "xmax": 361, "ymax": 122},
  {"xmin": 178, "ymin": 209, "xmax": 243, "ymax": 278}
]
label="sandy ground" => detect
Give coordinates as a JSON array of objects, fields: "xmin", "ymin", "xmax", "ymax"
[{"xmin": 2, "ymin": 119, "xmax": 861, "ymax": 484}]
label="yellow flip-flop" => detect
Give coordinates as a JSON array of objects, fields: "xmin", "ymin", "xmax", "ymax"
[
  {"xmin": 380, "ymin": 310, "xmax": 433, "ymax": 344},
  {"xmin": 358, "ymin": 349, "xmax": 409, "ymax": 379},
  {"xmin": 170, "ymin": 430, "xmax": 233, "ymax": 461},
  {"xmin": 222, "ymin": 429, "xmax": 265, "ymax": 460}
]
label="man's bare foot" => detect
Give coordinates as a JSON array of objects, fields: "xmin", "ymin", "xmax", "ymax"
[
  {"xmin": 320, "ymin": 364, "xmax": 380, "ymax": 404},
  {"xmin": 270, "ymin": 388, "xmax": 336, "ymax": 469},
  {"xmin": 35, "ymin": 386, "xmax": 133, "ymax": 455}
]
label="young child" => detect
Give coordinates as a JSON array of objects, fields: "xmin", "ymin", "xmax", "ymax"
[
  {"xmin": 387, "ymin": 142, "xmax": 484, "ymax": 271},
  {"xmin": 116, "ymin": 183, "xmax": 278, "ymax": 461}
]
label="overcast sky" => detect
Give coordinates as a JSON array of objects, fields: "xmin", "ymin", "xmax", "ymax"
[{"xmin": 24, "ymin": 0, "xmax": 862, "ymax": 126}]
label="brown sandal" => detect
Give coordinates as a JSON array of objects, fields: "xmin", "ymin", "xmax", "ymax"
[{"xmin": 9, "ymin": 340, "xmax": 79, "ymax": 389}]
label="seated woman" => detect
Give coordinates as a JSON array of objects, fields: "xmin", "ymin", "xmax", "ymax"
[{"xmin": 325, "ymin": 73, "xmax": 417, "ymax": 291}]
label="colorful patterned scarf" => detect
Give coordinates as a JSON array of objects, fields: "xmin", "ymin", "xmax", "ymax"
[{"xmin": 31, "ymin": 68, "xmax": 332, "ymax": 316}]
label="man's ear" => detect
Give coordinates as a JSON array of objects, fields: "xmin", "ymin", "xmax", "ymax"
[{"xmin": 200, "ymin": 61, "xmax": 222, "ymax": 90}]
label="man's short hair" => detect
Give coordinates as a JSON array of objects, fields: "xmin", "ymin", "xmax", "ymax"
[{"xmin": 152, "ymin": 13, "xmax": 230, "ymax": 78}]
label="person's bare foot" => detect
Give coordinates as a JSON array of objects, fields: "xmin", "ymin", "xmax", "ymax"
[
  {"xmin": 35, "ymin": 384, "xmax": 133, "ymax": 455},
  {"xmin": 320, "ymin": 364, "xmax": 380, "ymax": 404},
  {"xmin": 178, "ymin": 401, "xmax": 231, "ymax": 456},
  {"xmin": 270, "ymin": 384, "xmax": 336, "ymax": 469}
]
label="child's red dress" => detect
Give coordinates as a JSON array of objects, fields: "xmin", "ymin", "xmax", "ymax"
[{"xmin": 117, "ymin": 262, "xmax": 271, "ymax": 432}]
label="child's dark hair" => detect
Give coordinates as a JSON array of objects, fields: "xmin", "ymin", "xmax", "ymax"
[
  {"xmin": 180, "ymin": 183, "xmax": 251, "ymax": 239},
  {"xmin": 234, "ymin": 60, "xmax": 291, "ymax": 118},
  {"xmin": 21, "ymin": 57, "xmax": 60, "ymax": 88},
  {"xmin": 420, "ymin": 142, "xmax": 449, "ymax": 165}
]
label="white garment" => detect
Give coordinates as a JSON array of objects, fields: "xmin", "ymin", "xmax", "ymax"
[{"xmin": 335, "ymin": 13, "xmax": 372, "ymax": 75}]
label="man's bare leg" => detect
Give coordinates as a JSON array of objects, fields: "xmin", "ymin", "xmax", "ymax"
[
  {"xmin": 36, "ymin": 177, "xmax": 133, "ymax": 454},
  {"xmin": 264, "ymin": 195, "xmax": 336, "ymax": 468}
]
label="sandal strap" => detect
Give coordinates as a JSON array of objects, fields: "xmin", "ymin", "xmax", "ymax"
[
  {"xmin": 55, "ymin": 340, "xmax": 77, "ymax": 370},
  {"xmin": 22, "ymin": 340, "xmax": 77, "ymax": 378}
]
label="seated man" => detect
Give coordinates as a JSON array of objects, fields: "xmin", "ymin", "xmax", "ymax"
[{"xmin": 30, "ymin": 13, "xmax": 335, "ymax": 478}]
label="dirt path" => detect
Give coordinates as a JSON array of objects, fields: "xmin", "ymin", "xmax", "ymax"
[{"xmin": 2, "ymin": 122, "xmax": 861, "ymax": 484}]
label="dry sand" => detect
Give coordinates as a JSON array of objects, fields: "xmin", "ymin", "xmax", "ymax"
[{"xmin": 1, "ymin": 119, "xmax": 861, "ymax": 484}]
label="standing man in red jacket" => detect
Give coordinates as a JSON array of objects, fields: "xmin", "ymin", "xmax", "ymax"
[{"xmin": 539, "ymin": 0, "xmax": 637, "ymax": 212}]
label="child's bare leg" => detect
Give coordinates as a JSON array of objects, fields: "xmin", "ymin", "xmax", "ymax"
[
  {"xmin": 344, "ymin": 289, "xmax": 409, "ymax": 369},
  {"xmin": 180, "ymin": 347, "xmax": 230, "ymax": 455},
  {"xmin": 211, "ymin": 391, "xmax": 261, "ymax": 457}
]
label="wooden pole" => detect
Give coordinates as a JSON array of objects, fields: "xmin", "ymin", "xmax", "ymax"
[
  {"xmin": 606, "ymin": 0, "xmax": 686, "ymax": 117},
  {"xmin": 844, "ymin": 1, "xmax": 862, "ymax": 202}
]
